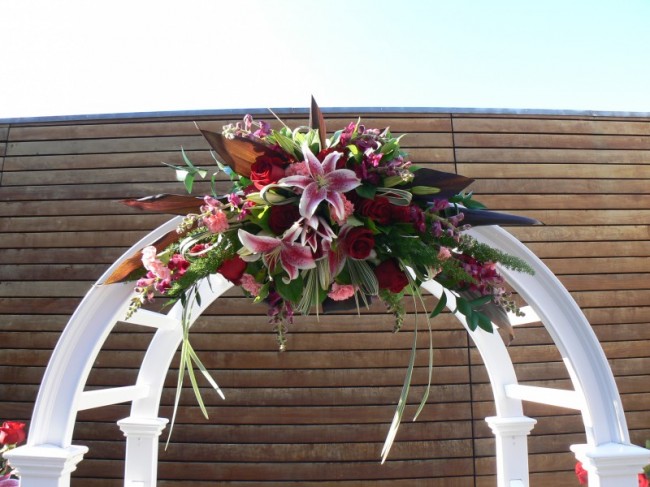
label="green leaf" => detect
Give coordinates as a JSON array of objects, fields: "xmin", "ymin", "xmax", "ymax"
[
  {"xmin": 469, "ymin": 295, "xmax": 493, "ymax": 308},
  {"xmin": 187, "ymin": 345, "xmax": 225, "ymax": 399},
  {"xmin": 271, "ymin": 130, "xmax": 298, "ymax": 157},
  {"xmin": 456, "ymin": 296, "xmax": 471, "ymax": 317},
  {"xmin": 469, "ymin": 311, "xmax": 479, "ymax": 331},
  {"xmin": 356, "ymin": 183, "xmax": 377, "ymax": 200},
  {"xmin": 429, "ymin": 292, "xmax": 448, "ymax": 318},
  {"xmin": 185, "ymin": 344, "xmax": 209, "ymax": 419},
  {"xmin": 476, "ymin": 312, "xmax": 494, "ymax": 333},
  {"xmin": 381, "ymin": 320, "xmax": 417, "ymax": 464},
  {"xmin": 275, "ymin": 274, "xmax": 304, "ymax": 303}
]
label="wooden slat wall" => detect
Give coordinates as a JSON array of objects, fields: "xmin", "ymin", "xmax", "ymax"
[{"xmin": 1, "ymin": 111, "xmax": 649, "ymax": 486}]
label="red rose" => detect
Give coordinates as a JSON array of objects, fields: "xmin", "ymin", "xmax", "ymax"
[
  {"xmin": 268, "ymin": 204, "xmax": 301, "ymax": 235},
  {"xmin": 343, "ymin": 227, "xmax": 375, "ymax": 259},
  {"xmin": 359, "ymin": 197, "xmax": 392, "ymax": 225},
  {"xmin": 0, "ymin": 421, "xmax": 26, "ymax": 445},
  {"xmin": 250, "ymin": 155, "xmax": 287, "ymax": 190},
  {"xmin": 217, "ymin": 256, "xmax": 247, "ymax": 285},
  {"xmin": 374, "ymin": 259, "xmax": 408, "ymax": 293}
]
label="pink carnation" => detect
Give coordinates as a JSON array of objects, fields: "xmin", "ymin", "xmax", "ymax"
[
  {"xmin": 327, "ymin": 283, "xmax": 356, "ymax": 301},
  {"xmin": 240, "ymin": 273, "xmax": 262, "ymax": 296},
  {"xmin": 285, "ymin": 161, "xmax": 310, "ymax": 177},
  {"xmin": 203, "ymin": 210, "xmax": 229, "ymax": 234},
  {"xmin": 438, "ymin": 247, "xmax": 452, "ymax": 261}
]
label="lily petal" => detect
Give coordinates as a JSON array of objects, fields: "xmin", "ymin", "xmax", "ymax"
[
  {"xmin": 324, "ymin": 168, "xmax": 361, "ymax": 193},
  {"xmin": 302, "ymin": 144, "xmax": 324, "ymax": 179},
  {"xmin": 278, "ymin": 175, "xmax": 312, "ymax": 189},
  {"xmin": 327, "ymin": 191, "xmax": 346, "ymax": 221},
  {"xmin": 321, "ymin": 150, "xmax": 342, "ymax": 173},
  {"xmin": 238, "ymin": 229, "xmax": 280, "ymax": 254},
  {"xmin": 280, "ymin": 242, "xmax": 316, "ymax": 280},
  {"xmin": 300, "ymin": 182, "xmax": 328, "ymax": 218}
]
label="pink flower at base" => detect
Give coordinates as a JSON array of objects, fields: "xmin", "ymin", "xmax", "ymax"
[
  {"xmin": 240, "ymin": 273, "xmax": 262, "ymax": 296},
  {"xmin": 327, "ymin": 283, "xmax": 356, "ymax": 301},
  {"xmin": 0, "ymin": 475, "xmax": 19, "ymax": 487},
  {"xmin": 575, "ymin": 462, "xmax": 588, "ymax": 485}
]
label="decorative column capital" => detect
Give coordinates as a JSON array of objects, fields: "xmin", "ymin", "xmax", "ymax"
[
  {"xmin": 118, "ymin": 417, "xmax": 168, "ymax": 437},
  {"xmin": 3, "ymin": 444, "xmax": 88, "ymax": 483},
  {"xmin": 486, "ymin": 416, "xmax": 537, "ymax": 437},
  {"xmin": 572, "ymin": 442, "xmax": 650, "ymax": 481}
]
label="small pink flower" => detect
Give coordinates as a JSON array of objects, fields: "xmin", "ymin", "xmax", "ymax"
[
  {"xmin": 203, "ymin": 211, "xmax": 229, "ymax": 234},
  {"xmin": 240, "ymin": 273, "xmax": 262, "ymax": 296},
  {"xmin": 0, "ymin": 474, "xmax": 19, "ymax": 487},
  {"xmin": 327, "ymin": 283, "xmax": 356, "ymax": 301},
  {"xmin": 141, "ymin": 246, "xmax": 171, "ymax": 281},
  {"xmin": 285, "ymin": 161, "xmax": 310, "ymax": 177},
  {"xmin": 438, "ymin": 247, "xmax": 452, "ymax": 261}
]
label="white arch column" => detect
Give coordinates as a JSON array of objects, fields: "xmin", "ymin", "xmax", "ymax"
[{"xmin": 5, "ymin": 220, "xmax": 649, "ymax": 486}]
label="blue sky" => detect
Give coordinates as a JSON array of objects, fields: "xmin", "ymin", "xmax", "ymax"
[{"xmin": 1, "ymin": 0, "xmax": 649, "ymax": 118}]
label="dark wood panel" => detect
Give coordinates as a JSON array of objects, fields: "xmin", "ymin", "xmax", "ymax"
[
  {"xmin": 455, "ymin": 132, "xmax": 650, "ymax": 150},
  {"xmin": 453, "ymin": 117, "xmax": 650, "ymax": 135},
  {"xmin": 456, "ymin": 147, "xmax": 650, "ymax": 164}
]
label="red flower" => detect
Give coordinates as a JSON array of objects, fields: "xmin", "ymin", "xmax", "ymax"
[
  {"xmin": 168, "ymin": 254, "xmax": 190, "ymax": 279},
  {"xmin": 217, "ymin": 256, "xmax": 247, "ymax": 285},
  {"xmin": 374, "ymin": 259, "xmax": 409, "ymax": 293},
  {"xmin": 343, "ymin": 227, "xmax": 375, "ymax": 260},
  {"xmin": 575, "ymin": 461, "xmax": 649, "ymax": 486},
  {"xmin": 0, "ymin": 421, "xmax": 26, "ymax": 445},
  {"xmin": 358, "ymin": 197, "xmax": 392, "ymax": 225},
  {"xmin": 639, "ymin": 473, "xmax": 650, "ymax": 487},
  {"xmin": 575, "ymin": 462, "xmax": 588, "ymax": 485},
  {"xmin": 268, "ymin": 204, "xmax": 301, "ymax": 235},
  {"xmin": 250, "ymin": 155, "xmax": 287, "ymax": 190}
]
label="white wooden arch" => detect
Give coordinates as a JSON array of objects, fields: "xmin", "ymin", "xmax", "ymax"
[{"xmin": 6, "ymin": 219, "xmax": 650, "ymax": 487}]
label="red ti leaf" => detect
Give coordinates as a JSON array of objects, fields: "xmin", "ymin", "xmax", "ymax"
[
  {"xmin": 121, "ymin": 194, "xmax": 203, "ymax": 215},
  {"xmin": 201, "ymin": 130, "xmax": 275, "ymax": 178}
]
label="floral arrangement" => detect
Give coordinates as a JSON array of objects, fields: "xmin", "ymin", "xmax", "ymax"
[
  {"xmin": 0, "ymin": 421, "xmax": 26, "ymax": 487},
  {"xmin": 107, "ymin": 98, "xmax": 537, "ymax": 459}
]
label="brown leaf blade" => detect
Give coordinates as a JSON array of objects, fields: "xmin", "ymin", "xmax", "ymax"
[
  {"xmin": 310, "ymin": 96, "xmax": 327, "ymax": 149},
  {"xmin": 121, "ymin": 194, "xmax": 202, "ymax": 215},
  {"xmin": 409, "ymin": 168, "xmax": 475, "ymax": 200},
  {"xmin": 201, "ymin": 130, "xmax": 273, "ymax": 177}
]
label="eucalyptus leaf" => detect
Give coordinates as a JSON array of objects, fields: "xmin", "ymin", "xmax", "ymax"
[{"xmin": 429, "ymin": 292, "xmax": 448, "ymax": 318}]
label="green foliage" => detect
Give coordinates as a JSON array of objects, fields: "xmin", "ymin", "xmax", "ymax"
[
  {"xmin": 458, "ymin": 235, "xmax": 534, "ymax": 274},
  {"xmin": 379, "ymin": 288, "xmax": 406, "ymax": 332}
]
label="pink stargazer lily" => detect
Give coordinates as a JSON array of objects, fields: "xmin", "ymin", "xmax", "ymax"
[
  {"xmin": 279, "ymin": 144, "xmax": 361, "ymax": 220},
  {"xmin": 238, "ymin": 227, "xmax": 316, "ymax": 281}
]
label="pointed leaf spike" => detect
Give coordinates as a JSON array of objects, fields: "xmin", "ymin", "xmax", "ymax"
[{"xmin": 310, "ymin": 96, "xmax": 327, "ymax": 149}]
